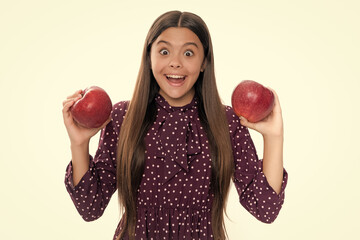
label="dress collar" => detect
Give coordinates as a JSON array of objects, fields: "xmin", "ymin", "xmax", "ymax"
[{"xmin": 154, "ymin": 93, "xmax": 198, "ymax": 113}]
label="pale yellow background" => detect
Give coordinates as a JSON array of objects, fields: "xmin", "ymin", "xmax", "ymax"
[{"xmin": 1, "ymin": 0, "xmax": 359, "ymax": 239}]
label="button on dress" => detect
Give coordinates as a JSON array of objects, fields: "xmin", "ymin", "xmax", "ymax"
[{"xmin": 64, "ymin": 94, "xmax": 288, "ymax": 240}]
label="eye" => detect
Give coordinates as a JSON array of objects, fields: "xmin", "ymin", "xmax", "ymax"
[
  {"xmin": 160, "ymin": 49, "xmax": 169, "ymax": 55},
  {"xmin": 184, "ymin": 50, "xmax": 194, "ymax": 57}
]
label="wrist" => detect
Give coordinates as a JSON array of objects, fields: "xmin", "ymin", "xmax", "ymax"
[
  {"xmin": 70, "ymin": 139, "xmax": 90, "ymax": 150},
  {"xmin": 262, "ymin": 131, "xmax": 283, "ymax": 140}
]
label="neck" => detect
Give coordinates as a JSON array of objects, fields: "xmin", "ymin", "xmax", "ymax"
[{"xmin": 158, "ymin": 88, "xmax": 195, "ymax": 107}]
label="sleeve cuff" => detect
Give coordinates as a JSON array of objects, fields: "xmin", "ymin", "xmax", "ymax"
[
  {"xmin": 255, "ymin": 167, "xmax": 288, "ymax": 200},
  {"xmin": 64, "ymin": 155, "xmax": 95, "ymax": 192}
]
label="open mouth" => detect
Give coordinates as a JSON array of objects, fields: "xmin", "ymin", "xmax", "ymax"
[{"xmin": 165, "ymin": 74, "xmax": 186, "ymax": 86}]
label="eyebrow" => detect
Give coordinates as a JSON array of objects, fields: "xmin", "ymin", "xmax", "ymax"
[{"xmin": 156, "ymin": 40, "xmax": 199, "ymax": 49}]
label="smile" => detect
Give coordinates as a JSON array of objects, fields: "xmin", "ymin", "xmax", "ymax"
[{"xmin": 165, "ymin": 74, "xmax": 187, "ymax": 87}]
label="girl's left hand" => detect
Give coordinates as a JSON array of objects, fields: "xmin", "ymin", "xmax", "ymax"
[{"xmin": 239, "ymin": 88, "xmax": 284, "ymax": 138}]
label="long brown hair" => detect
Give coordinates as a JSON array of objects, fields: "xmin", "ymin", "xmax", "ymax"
[{"xmin": 116, "ymin": 11, "xmax": 234, "ymax": 240}]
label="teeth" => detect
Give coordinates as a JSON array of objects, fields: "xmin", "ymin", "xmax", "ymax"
[{"xmin": 166, "ymin": 75, "xmax": 185, "ymax": 79}]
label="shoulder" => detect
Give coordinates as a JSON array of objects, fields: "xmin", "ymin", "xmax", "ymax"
[
  {"xmin": 110, "ymin": 100, "xmax": 130, "ymax": 131},
  {"xmin": 112, "ymin": 100, "xmax": 130, "ymax": 116},
  {"xmin": 223, "ymin": 104, "xmax": 240, "ymax": 127},
  {"xmin": 223, "ymin": 104, "xmax": 249, "ymax": 139}
]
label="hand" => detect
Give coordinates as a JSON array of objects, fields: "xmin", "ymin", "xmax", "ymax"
[
  {"xmin": 62, "ymin": 90, "xmax": 111, "ymax": 146},
  {"xmin": 238, "ymin": 88, "xmax": 283, "ymax": 138}
]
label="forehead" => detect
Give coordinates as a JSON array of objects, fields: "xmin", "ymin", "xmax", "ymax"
[{"xmin": 154, "ymin": 27, "xmax": 203, "ymax": 48}]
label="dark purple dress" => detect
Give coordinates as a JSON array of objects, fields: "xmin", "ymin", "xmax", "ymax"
[{"xmin": 65, "ymin": 94, "xmax": 288, "ymax": 240}]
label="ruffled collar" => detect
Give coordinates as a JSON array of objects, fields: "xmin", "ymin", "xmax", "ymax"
[
  {"xmin": 154, "ymin": 93, "xmax": 198, "ymax": 113},
  {"xmin": 153, "ymin": 93, "xmax": 202, "ymax": 184}
]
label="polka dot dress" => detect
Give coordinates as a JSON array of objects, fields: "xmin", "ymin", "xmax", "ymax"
[{"xmin": 64, "ymin": 94, "xmax": 288, "ymax": 240}]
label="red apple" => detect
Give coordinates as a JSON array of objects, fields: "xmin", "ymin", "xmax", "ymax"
[
  {"xmin": 231, "ymin": 80, "xmax": 275, "ymax": 123},
  {"xmin": 70, "ymin": 86, "xmax": 112, "ymax": 128}
]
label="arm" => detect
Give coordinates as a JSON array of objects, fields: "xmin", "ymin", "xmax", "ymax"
[
  {"xmin": 62, "ymin": 89, "xmax": 110, "ymax": 187},
  {"xmin": 226, "ymin": 88, "xmax": 288, "ymax": 223},
  {"xmin": 262, "ymin": 135, "xmax": 283, "ymax": 194},
  {"xmin": 70, "ymin": 141, "xmax": 90, "ymax": 187},
  {"xmin": 64, "ymin": 120, "xmax": 118, "ymax": 222},
  {"xmin": 63, "ymin": 100, "xmax": 128, "ymax": 221},
  {"xmin": 239, "ymin": 88, "xmax": 285, "ymax": 194},
  {"xmin": 229, "ymin": 122, "xmax": 287, "ymax": 223}
]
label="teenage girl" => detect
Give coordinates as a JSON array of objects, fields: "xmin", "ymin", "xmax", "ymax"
[{"xmin": 63, "ymin": 10, "xmax": 288, "ymax": 240}]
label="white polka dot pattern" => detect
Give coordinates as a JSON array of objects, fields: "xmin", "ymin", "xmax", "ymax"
[{"xmin": 64, "ymin": 94, "xmax": 288, "ymax": 240}]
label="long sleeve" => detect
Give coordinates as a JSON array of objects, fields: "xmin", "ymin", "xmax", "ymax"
[
  {"xmin": 64, "ymin": 101, "xmax": 128, "ymax": 221},
  {"xmin": 225, "ymin": 106, "xmax": 288, "ymax": 223}
]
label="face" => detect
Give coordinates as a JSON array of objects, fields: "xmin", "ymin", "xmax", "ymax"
[{"xmin": 150, "ymin": 27, "xmax": 205, "ymax": 107}]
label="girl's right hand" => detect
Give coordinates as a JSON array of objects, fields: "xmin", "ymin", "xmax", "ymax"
[{"xmin": 62, "ymin": 89, "xmax": 111, "ymax": 146}]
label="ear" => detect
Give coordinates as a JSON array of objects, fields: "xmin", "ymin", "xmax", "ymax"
[{"xmin": 200, "ymin": 59, "xmax": 207, "ymax": 72}]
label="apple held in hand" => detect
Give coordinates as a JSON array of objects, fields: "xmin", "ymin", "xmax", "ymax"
[
  {"xmin": 70, "ymin": 86, "xmax": 112, "ymax": 128},
  {"xmin": 231, "ymin": 80, "xmax": 275, "ymax": 123}
]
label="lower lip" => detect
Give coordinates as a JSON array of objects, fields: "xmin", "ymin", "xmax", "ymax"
[{"xmin": 166, "ymin": 76, "xmax": 186, "ymax": 87}]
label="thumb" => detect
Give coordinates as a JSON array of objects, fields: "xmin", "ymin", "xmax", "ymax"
[{"xmin": 239, "ymin": 116, "xmax": 256, "ymax": 130}]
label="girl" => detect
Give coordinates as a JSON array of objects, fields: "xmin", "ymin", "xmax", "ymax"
[{"xmin": 63, "ymin": 11, "xmax": 288, "ymax": 240}]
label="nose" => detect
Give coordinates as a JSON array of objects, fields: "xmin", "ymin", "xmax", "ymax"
[
  {"xmin": 169, "ymin": 54, "xmax": 182, "ymax": 69},
  {"xmin": 170, "ymin": 63, "xmax": 181, "ymax": 68}
]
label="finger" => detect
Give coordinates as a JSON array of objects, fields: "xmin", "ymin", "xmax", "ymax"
[
  {"xmin": 67, "ymin": 89, "xmax": 83, "ymax": 99},
  {"xmin": 62, "ymin": 98, "xmax": 74, "ymax": 107},
  {"xmin": 267, "ymin": 87, "xmax": 282, "ymax": 112},
  {"xmin": 62, "ymin": 99, "xmax": 76, "ymax": 117},
  {"xmin": 62, "ymin": 95, "xmax": 82, "ymax": 107}
]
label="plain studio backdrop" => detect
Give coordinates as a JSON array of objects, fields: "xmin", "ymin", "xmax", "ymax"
[{"xmin": 0, "ymin": 0, "xmax": 359, "ymax": 239}]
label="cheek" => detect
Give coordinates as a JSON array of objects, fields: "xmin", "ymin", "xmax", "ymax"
[
  {"xmin": 150, "ymin": 51, "xmax": 159, "ymax": 70},
  {"xmin": 186, "ymin": 61, "xmax": 202, "ymax": 75},
  {"xmin": 151, "ymin": 58, "xmax": 165, "ymax": 73},
  {"xmin": 151, "ymin": 60, "xmax": 165, "ymax": 83}
]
